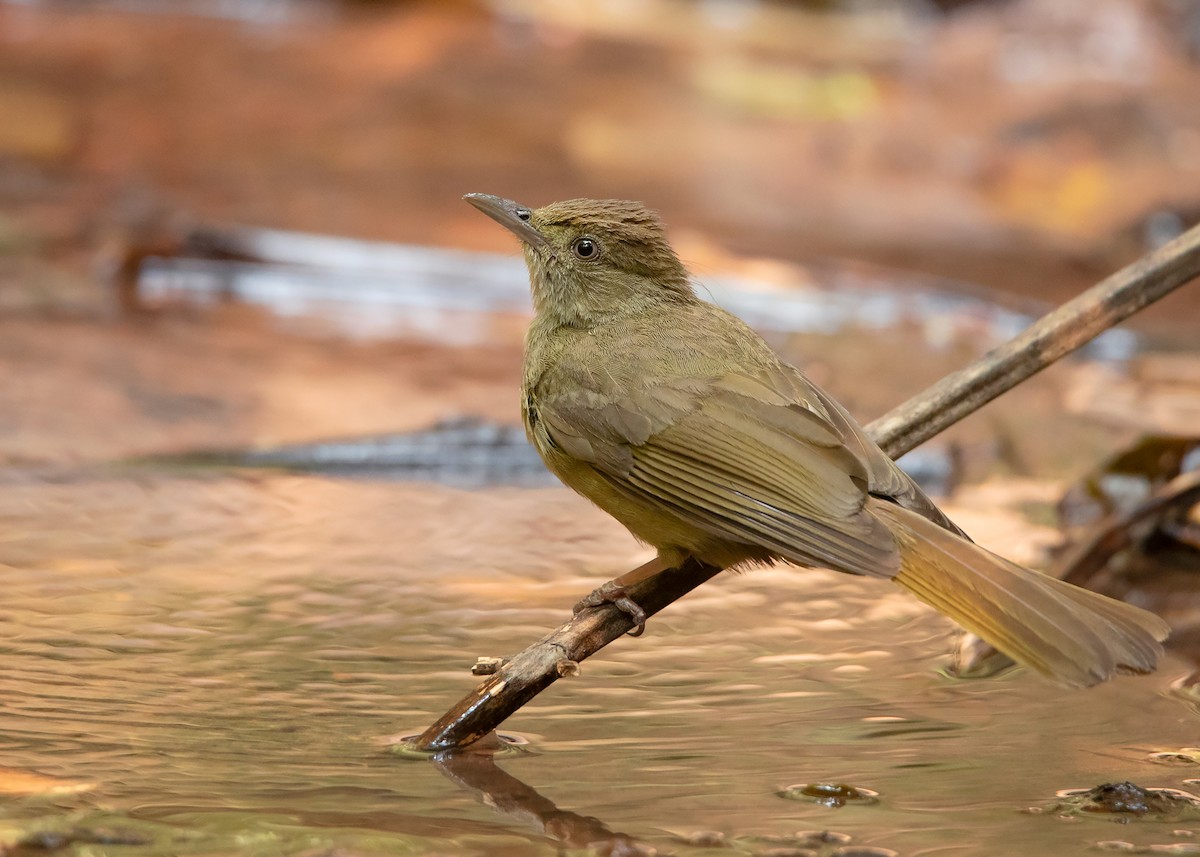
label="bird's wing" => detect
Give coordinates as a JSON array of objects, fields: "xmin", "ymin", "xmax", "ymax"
[
  {"xmin": 536, "ymin": 368, "xmax": 902, "ymax": 577},
  {"xmin": 789, "ymin": 370, "xmax": 969, "ymax": 538}
]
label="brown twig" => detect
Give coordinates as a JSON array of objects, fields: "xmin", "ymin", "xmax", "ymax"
[
  {"xmin": 413, "ymin": 223, "xmax": 1200, "ymax": 752},
  {"xmin": 1056, "ymin": 470, "xmax": 1200, "ymax": 589},
  {"xmin": 416, "ymin": 556, "xmax": 722, "ymax": 750},
  {"xmin": 868, "ymin": 224, "xmax": 1200, "ymax": 455}
]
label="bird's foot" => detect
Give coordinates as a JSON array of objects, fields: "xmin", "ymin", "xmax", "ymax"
[{"xmin": 573, "ymin": 582, "xmax": 648, "ymax": 637}]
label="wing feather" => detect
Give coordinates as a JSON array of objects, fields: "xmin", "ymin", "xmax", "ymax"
[{"xmin": 538, "ymin": 370, "xmax": 902, "ymax": 577}]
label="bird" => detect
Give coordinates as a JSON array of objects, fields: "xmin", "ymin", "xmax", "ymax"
[{"xmin": 465, "ymin": 192, "xmax": 1169, "ymax": 689}]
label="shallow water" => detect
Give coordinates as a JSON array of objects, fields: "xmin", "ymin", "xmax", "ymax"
[
  {"xmin": 4, "ymin": 0, "xmax": 1200, "ymax": 850},
  {"xmin": 2, "ymin": 466, "xmax": 1198, "ymax": 856}
]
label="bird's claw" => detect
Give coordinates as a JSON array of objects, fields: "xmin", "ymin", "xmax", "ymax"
[{"xmin": 573, "ymin": 582, "xmax": 648, "ymax": 636}]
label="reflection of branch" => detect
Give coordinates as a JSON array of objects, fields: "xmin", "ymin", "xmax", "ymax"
[
  {"xmin": 433, "ymin": 750, "xmax": 651, "ymax": 855},
  {"xmin": 415, "ymin": 223, "xmax": 1200, "ymax": 752}
]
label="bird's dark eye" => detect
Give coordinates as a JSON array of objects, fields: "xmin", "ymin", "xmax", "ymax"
[{"xmin": 571, "ymin": 237, "xmax": 599, "ymax": 260}]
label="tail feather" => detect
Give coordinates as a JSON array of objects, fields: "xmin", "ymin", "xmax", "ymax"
[{"xmin": 869, "ymin": 499, "xmax": 1169, "ymax": 688}]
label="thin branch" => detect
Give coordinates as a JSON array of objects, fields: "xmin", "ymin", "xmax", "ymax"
[
  {"xmin": 416, "ymin": 557, "xmax": 721, "ymax": 751},
  {"xmin": 869, "ymin": 225, "xmax": 1200, "ymax": 455},
  {"xmin": 413, "ymin": 223, "xmax": 1200, "ymax": 752},
  {"xmin": 1056, "ymin": 470, "xmax": 1200, "ymax": 589}
]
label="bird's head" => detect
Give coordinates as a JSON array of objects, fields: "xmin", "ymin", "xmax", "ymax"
[{"xmin": 465, "ymin": 194, "xmax": 694, "ymax": 328}]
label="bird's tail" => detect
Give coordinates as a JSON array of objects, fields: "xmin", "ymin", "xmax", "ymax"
[{"xmin": 868, "ymin": 498, "xmax": 1169, "ymax": 688}]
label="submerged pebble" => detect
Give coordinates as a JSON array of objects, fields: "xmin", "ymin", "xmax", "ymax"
[
  {"xmin": 796, "ymin": 831, "xmax": 853, "ymax": 846},
  {"xmin": 778, "ymin": 783, "xmax": 880, "ymax": 808},
  {"xmin": 676, "ymin": 830, "xmax": 727, "ymax": 847},
  {"xmin": 16, "ymin": 826, "xmax": 152, "ymax": 850},
  {"xmin": 1151, "ymin": 750, "xmax": 1200, "ymax": 766},
  {"xmin": 743, "ymin": 829, "xmax": 860, "ymax": 855}
]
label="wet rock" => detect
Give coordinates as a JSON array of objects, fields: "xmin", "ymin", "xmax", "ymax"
[
  {"xmin": 795, "ymin": 831, "xmax": 853, "ymax": 846},
  {"xmin": 1085, "ymin": 782, "xmax": 1196, "ymax": 815},
  {"xmin": 1150, "ymin": 750, "xmax": 1200, "ymax": 766},
  {"xmin": 1096, "ymin": 844, "xmax": 1200, "ymax": 854},
  {"xmin": 1051, "ymin": 782, "xmax": 1200, "ymax": 821},
  {"xmin": 16, "ymin": 827, "xmax": 150, "ymax": 850},
  {"xmin": 675, "ymin": 830, "xmax": 727, "ymax": 847},
  {"xmin": 747, "ymin": 830, "xmax": 857, "ymax": 854}
]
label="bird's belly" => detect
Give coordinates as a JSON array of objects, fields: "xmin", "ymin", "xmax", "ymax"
[{"xmin": 539, "ymin": 445, "xmax": 770, "ymax": 569}]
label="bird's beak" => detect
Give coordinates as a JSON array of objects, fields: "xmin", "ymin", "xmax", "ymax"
[{"xmin": 463, "ymin": 193, "xmax": 553, "ymax": 254}]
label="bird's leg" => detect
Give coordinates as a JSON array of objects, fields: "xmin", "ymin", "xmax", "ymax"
[{"xmin": 573, "ymin": 556, "xmax": 673, "ymax": 637}]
